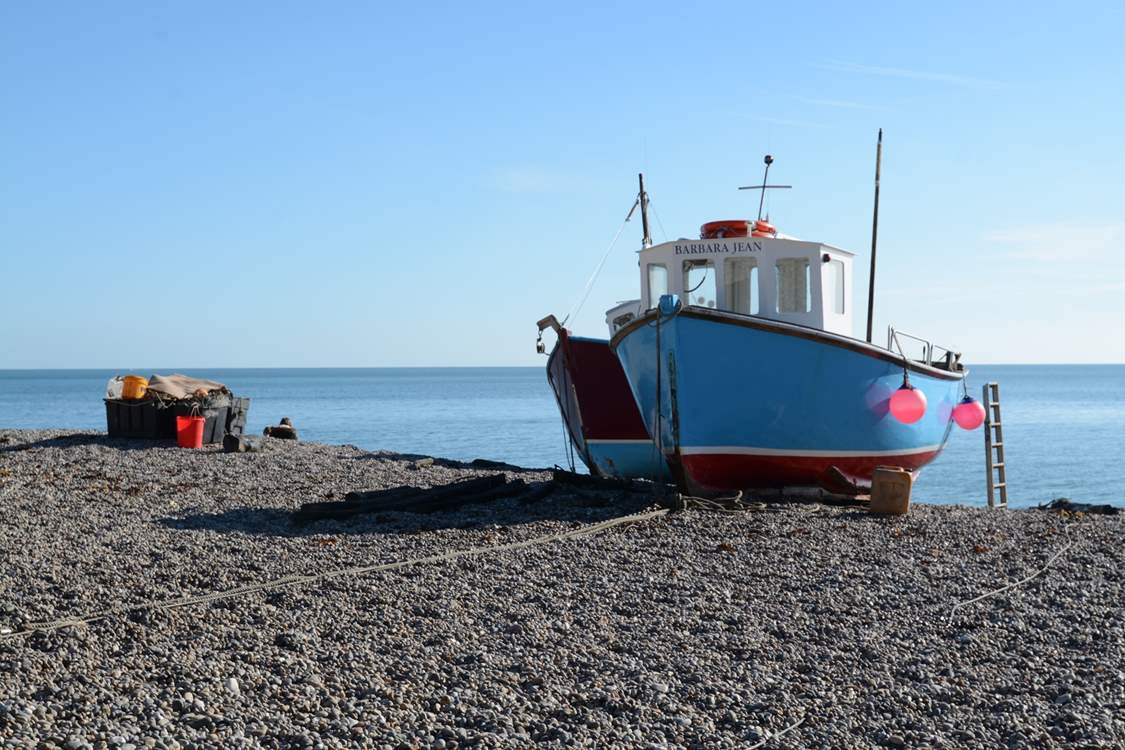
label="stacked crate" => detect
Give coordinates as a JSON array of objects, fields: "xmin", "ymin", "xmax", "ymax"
[{"xmin": 104, "ymin": 397, "xmax": 251, "ymax": 443}]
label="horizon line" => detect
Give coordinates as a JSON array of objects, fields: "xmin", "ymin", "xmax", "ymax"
[{"xmin": 3, "ymin": 362, "xmax": 1125, "ymax": 372}]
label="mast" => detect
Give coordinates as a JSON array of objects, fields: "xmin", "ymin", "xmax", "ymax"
[
  {"xmin": 738, "ymin": 156, "xmax": 790, "ymax": 215},
  {"xmin": 639, "ymin": 173, "xmax": 652, "ymax": 248},
  {"xmin": 757, "ymin": 155, "xmax": 773, "ymax": 221},
  {"xmin": 865, "ymin": 128, "xmax": 883, "ymax": 343}
]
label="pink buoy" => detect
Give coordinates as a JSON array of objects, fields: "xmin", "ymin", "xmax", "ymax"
[
  {"xmin": 889, "ymin": 384, "xmax": 927, "ymax": 424},
  {"xmin": 952, "ymin": 396, "xmax": 986, "ymax": 430}
]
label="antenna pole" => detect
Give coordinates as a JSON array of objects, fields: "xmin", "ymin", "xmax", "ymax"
[
  {"xmin": 757, "ymin": 155, "xmax": 773, "ymax": 221},
  {"xmin": 865, "ymin": 129, "xmax": 882, "ymax": 343},
  {"xmin": 639, "ymin": 173, "xmax": 652, "ymax": 248}
]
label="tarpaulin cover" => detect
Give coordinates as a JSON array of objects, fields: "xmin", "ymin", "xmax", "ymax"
[{"xmin": 145, "ymin": 374, "xmax": 228, "ymax": 400}]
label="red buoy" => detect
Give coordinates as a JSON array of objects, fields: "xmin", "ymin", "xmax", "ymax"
[
  {"xmin": 952, "ymin": 396, "xmax": 986, "ymax": 430},
  {"xmin": 889, "ymin": 383, "xmax": 927, "ymax": 424}
]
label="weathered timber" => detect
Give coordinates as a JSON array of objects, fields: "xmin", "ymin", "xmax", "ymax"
[
  {"xmin": 516, "ymin": 481, "xmax": 559, "ymax": 505},
  {"xmin": 404, "ymin": 478, "xmax": 532, "ymax": 514},
  {"xmin": 552, "ymin": 468, "xmax": 633, "ymax": 490},
  {"xmin": 293, "ymin": 468, "xmax": 671, "ymax": 526},
  {"xmin": 295, "ymin": 487, "xmax": 422, "ymax": 521},
  {"xmin": 1039, "ymin": 497, "xmax": 1119, "ymax": 515},
  {"xmin": 551, "ymin": 468, "xmax": 662, "ymax": 495},
  {"xmin": 295, "ymin": 474, "xmax": 538, "ymax": 524},
  {"xmin": 469, "ymin": 458, "xmax": 525, "ymax": 471},
  {"xmin": 344, "ymin": 474, "xmax": 503, "ymax": 504}
]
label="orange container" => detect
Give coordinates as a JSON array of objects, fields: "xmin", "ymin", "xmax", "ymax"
[
  {"xmin": 122, "ymin": 375, "xmax": 148, "ymax": 400},
  {"xmin": 176, "ymin": 416, "xmax": 205, "ymax": 449}
]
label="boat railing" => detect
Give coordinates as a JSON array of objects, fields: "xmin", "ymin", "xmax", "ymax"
[{"xmin": 887, "ymin": 326, "xmax": 961, "ymax": 370}]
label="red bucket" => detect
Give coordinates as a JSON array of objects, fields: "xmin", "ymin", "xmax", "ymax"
[{"xmin": 176, "ymin": 416, "xmax": 205, "ymax": 449}]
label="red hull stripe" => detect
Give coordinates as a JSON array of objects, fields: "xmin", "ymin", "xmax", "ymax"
[
  {"xmin": 681, "ymin": 450, "xmax": 941, "ymax": 492},
  {"xmin": 679, "ymin": 444, "xmax": 942, "ymax": 458}
]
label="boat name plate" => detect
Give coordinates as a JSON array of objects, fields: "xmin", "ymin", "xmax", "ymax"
[{"xmin": 674, "ymin": 240, "xmax": 763, "ymax": 256}]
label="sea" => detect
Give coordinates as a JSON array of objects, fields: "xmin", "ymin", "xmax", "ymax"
[{"xmin": 1, "ymin": 366, "xmax": 1122, "ymax": 508}]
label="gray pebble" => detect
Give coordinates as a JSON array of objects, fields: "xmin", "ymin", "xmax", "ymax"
[{"xmin": 0, "ymin": 428, "xmax": 1119, "ymax": 748}]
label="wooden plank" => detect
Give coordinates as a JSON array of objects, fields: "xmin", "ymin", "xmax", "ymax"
[
  {"xmin": 343, "ymin": 475, "xmax": 503, "ymax": 504},
  {"xmin": 551, "ymin": 468, "xmax": 662, "ymax": 495},
  {"xmin": 295, "ymin": 474, "xmax": 537, "ymax": 524}
]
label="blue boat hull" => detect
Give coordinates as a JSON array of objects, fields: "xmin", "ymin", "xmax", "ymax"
[
  {"xmin": 612, "ymin": 306, "xmax": 965, "ymax": 493},
  {"xmin": 586, "ymin": 439, "xmax": 667, "ymax": 479}
]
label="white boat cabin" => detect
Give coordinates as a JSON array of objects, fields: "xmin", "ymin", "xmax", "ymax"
[{"xmin": 607, "ymin": 231, "xmax": 855, "ymax": 338}]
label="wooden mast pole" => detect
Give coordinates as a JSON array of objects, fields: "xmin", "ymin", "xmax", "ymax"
[
  {"xmin": 638, "ymin": 173, "xmax": 652, "ymax": 248},
  {"xmin": 865, "ymin": 128, "xmax": 883, "ymax": 343}
]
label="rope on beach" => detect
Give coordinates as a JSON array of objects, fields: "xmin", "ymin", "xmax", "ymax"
[
  {"xmin": 1, "ymin": 508, "xmax": 671, "ymax": 642},
  {"xmin": 947, "ymin": 524, "xmax": 1075, "ymax": 626},
  {"xmin": 678, "ymin": 492, "xmax": 769, "ymax": 514},
  {"xmin": 746, "ymin": 714, "xmax": 806, "ymax": 749}
]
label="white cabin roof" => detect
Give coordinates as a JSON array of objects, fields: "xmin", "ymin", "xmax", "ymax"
[{"xmin": 606, "ymin": 233, "xmax": 856, "ymax": 338}]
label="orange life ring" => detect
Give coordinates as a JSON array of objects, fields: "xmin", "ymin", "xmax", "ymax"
[
  {"xmin": 751, "ymin": 219, "xmax": 777, "ymax": 237},
  {"xmin": 700, "ymin": 220, "xmax": 750, "ymax": 239}
]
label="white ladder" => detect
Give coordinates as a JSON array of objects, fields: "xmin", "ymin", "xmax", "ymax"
[{"xmin": 983, "ymin": 382, "xmax": 1008, "ymax": 509}]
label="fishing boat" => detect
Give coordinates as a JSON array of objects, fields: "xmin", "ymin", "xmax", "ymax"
[
  {"xmin": 538, "ymin": 318, "xmax": 667, "ymax": 479},
  {"xmin": 539, "ymin": 135, "xmax": 981, "ymax": 493}
]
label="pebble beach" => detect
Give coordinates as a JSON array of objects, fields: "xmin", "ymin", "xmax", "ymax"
[{"xmin": 0, "ymin": 430, "xmax": 1121, "ymax": 749}]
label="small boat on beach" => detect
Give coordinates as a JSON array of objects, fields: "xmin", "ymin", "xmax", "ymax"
[
  {"xmin": 539, "ymin": 139, "xmax": 978, "ymax": 495},
  {"xmin": 538, "ymin": 318, "xmax": 669, "ymax": 480}
]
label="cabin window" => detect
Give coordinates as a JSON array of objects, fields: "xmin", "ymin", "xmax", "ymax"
[
  {"xmin": 723, "ymin": 257, "xmax": 759, "ymax": 314},
  {"xmin": 646, "ymin": 264, "xmax": 667, "ymax": 308},
  {"xmin": 826, "ymin": 259, "xmax": 845, "ymax": 314},
  {"xmin": 683, "ymin": 260, "xmax": 717, "ymax": 308},
  {"xmin": 776, "ymin": 258, "xmax": 811, "ymax": 313}
]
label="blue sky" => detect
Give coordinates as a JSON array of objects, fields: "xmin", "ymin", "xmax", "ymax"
[{"xmin": 2, "ymin": 2, "xmax": 1122, "ymax": 367}]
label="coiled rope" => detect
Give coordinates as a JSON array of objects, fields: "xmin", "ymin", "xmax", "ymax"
[{"xmin": 1, "ymin": 507, "xmax": 670, "ymax": 642}]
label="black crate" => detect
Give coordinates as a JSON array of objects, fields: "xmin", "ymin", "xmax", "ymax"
[
  {"xmin": 105, "ymin": 396, "xmax": 251, "ymax": 444},
  {"xmin": 105, "ymin": 399, "xmax": 164, "ymax": 439}
]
